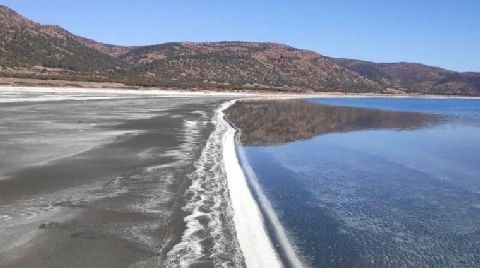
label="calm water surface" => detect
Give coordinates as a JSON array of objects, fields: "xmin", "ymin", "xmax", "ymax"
[{"xmin": 226, "ymin": 98, "xmax": 480, "ymax": 268}]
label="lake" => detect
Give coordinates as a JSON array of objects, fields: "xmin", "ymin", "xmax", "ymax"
[{"xmin": 226, "ymin": 97, "xmax": 480, "ymax": 268}]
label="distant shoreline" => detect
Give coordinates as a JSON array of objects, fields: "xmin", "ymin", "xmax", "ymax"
[{"xmin": 1, "ymin": 84, "xmax": 479, "ymax": 100}]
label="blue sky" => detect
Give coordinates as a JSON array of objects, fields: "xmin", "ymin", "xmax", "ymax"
[{"xmin": 2, "ymin": 0, "xmax": 479, "ymax": 72}]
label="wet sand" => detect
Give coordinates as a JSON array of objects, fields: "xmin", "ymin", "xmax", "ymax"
[{"xmin": 0, "ymin": 90, "xmax": 229, "ymax": 267}]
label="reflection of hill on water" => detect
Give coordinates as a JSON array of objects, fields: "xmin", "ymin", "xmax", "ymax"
[{"xmin": 225, "ymin": 99, "xmax": 442, "ymax": 146}]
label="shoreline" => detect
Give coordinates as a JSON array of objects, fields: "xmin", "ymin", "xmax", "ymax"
[
  {"xmin": 220, "ymin": 100, "xmax": 284, "ymax": 267},
  {"xmin": 223, "ymin": 100, "xmax": 307, "ymax": 268},
  {"xmin": 1, "ymin": 85, "xmax": 480, "ymax": 100},
  {"xmin": 235, "ymin": 143, "xmax": 306, "ymax": 268}
]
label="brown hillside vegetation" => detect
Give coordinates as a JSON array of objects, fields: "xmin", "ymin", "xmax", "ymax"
[{"xmin": 0, "ymin": 5, "xmax": 479, "ymax": 95}]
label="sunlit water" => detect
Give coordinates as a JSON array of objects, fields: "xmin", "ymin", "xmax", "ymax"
[{"xmin": 229, "ymin": 98, "xmax": 480, "ymax": 268}]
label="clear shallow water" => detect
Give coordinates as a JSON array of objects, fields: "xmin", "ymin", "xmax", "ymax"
[
  {"xmin": 310, "ymin": 97, "xmax": 480, "ymax": 114},
  {"xmin": 311, "ymin": 97, "xmax": 480, "ymax": 125},
  {"xmin": 228, "ymin": 98, "xmax": 480, "ymax": 268}
]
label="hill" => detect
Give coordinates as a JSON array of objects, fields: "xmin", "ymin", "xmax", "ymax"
[
  {"xmin": 330, "ymin": 58, "xmax": 480, "ymax": 96},
  {"xmin": 120, "ymin": 42, "xmax": 382, "ymax": 92},
  {"xmin": 0, "ymin": 5, "xmax": 479, "ymax": 95},
  {"xmin": 0, "ymin": 6, "xmax": 127, "ymax": 76}
]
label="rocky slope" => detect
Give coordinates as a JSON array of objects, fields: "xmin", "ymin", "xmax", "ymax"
[
  {"xmin": 121, "ymin": 42, "xmax": 382, "ymax": 92},
  {"xmin": 0, "ymin": 6, "xmax": 127, "ymax": 75},
  {"xmin": 330, "ymin": 58, "xmax": 480, "ymax": 96},
  {"xmin": 0, "ymin": 5, "xmax": 479, "ymax": 95}
]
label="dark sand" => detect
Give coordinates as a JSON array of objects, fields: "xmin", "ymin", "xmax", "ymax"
[{"xmin": 0, "ymin": 92, "xmax": 228, "ymax": 267}]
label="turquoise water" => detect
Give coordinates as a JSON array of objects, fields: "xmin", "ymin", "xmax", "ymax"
[{"xmin": 237, "ymin": 98, "xmax": 480, "ymax": 268}]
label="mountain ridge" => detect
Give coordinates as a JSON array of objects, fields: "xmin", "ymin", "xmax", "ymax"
[
  {"xmin": 0, "ymin": 5, "xmax": 479, "ymax": 96},
  {"xmin": 329, "ymin": 57, "xmax": 480, "ymax": 96}
]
